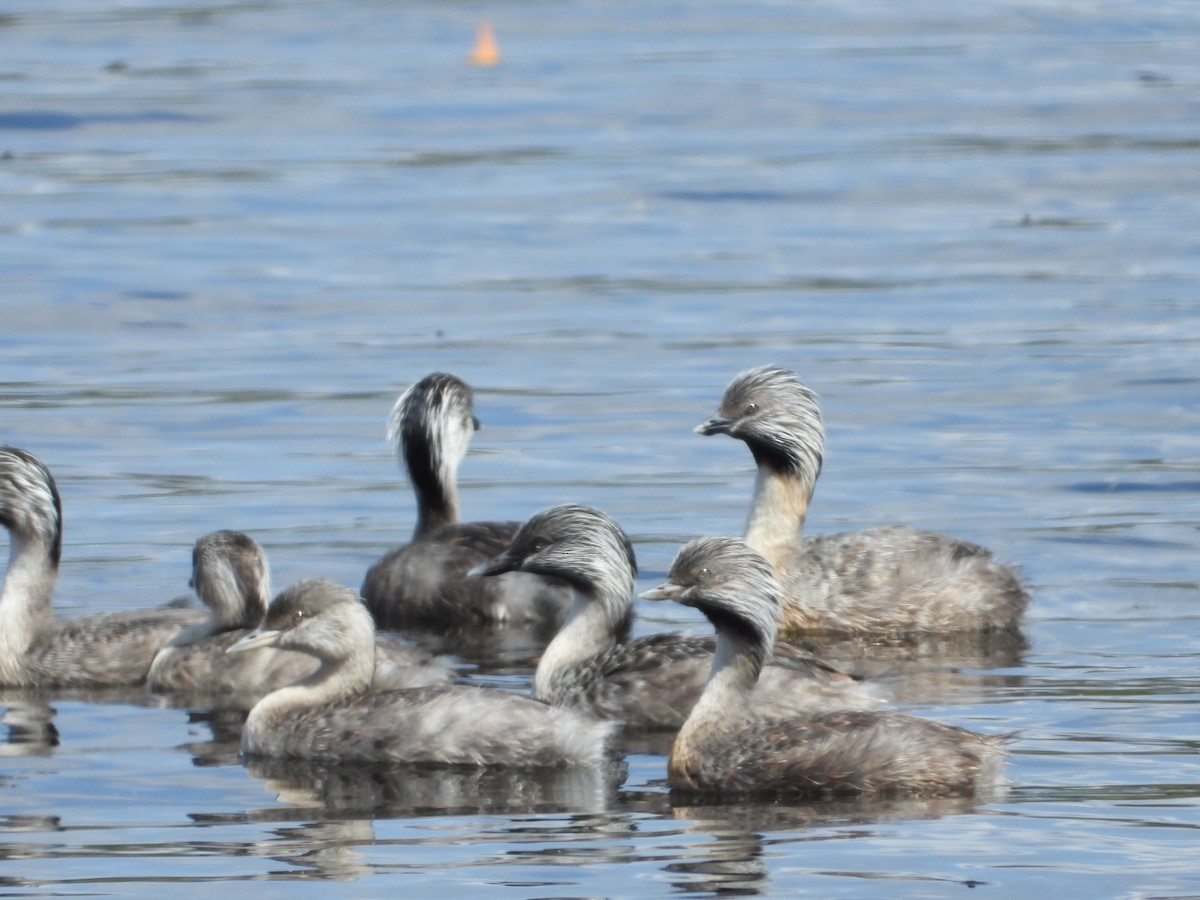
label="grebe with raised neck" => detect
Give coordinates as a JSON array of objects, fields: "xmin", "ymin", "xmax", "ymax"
[
  {"xmin": 697, "ymin": 366, "xmax": 1029, "ymax": 635},
  {"xmin": 474, "ymin": 504, "xmax": 880, "ymax": 731},
  {"xmin": 360, "ymin": 373, "xmax": 570, "ymax": 631},
  {"xmin": 642, "ymin": 536, "xmax": 1011, "ymax": 798},
  {"xmin": 0, "ymin": 446, "xmax": 203, "ymax": 688}
]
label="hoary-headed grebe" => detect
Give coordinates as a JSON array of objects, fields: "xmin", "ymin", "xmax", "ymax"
[
  {"xmin": 229, "ymin": 578, "xmax": 613, "ymax": 766},
  {"xmin": 474, "ymin": 504, "xmax": 879, "ymax": 731},
  {"xmin": 360, "ymin": 373, "xmax": 570, "ymax": 630},
  {"xmin": 642, "ymin": 536, "xmax": 1010, "ymax": 797},
  {"xmin": 149, "ymin": 531, "xmax": 450, "ymax": 705},
  {"xmin": 0, "ymin": 446, "xmax": 203, "ymax": 688},
  {"xmin": 697, "ymin": 366, "xmax": 1029, "ymax": 635}
]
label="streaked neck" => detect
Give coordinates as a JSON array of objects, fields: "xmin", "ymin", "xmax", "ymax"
[
  {"xmin": 250, "ymin": 648, "xmax": 373, "ymax": 722},
  {"xmin": 744, "ymin": 466, "xmax": 813, "ymax": 573},
  {"xmin": 674, "ymin": 627, "xmax": 765, "ymax": 754},
  {"xmin": 535, "ymin": 581, "xmax": 630, "ymax": 700},
  {"xmin": 0, "ymin": 534, "xmax": 58, "ymax": 674}
]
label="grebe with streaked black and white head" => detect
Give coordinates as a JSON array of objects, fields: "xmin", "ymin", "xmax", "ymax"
[
  {"xmin": 229, "ymin": 578, "xmax": 613, "ymax": 767},
  {"xmin": 697, "ymin": 366, "xmax": 1029, "ymax": 636},
  {"xmin": 148, "ymin": 530, "xmax": 451, "ymax": 705},
  {"xmin": 360, "ymin": 373, "xmax": 570, "ymax": 631},
  {"xmin": 0, "ymin": 445, "xmax": 203, "ymax": 688},
  {"xmin": 474, "ymin": 504, "xmax": 880, "ymax": 731},
  {"xmin": 642, "ymin": 536, "xmax": 1011, "ymax": 798}
]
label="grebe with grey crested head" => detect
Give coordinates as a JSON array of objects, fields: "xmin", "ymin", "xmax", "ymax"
[
  {"xmin": 149, "ymin": 530, "xmax": 450, "ymax": 706},
  {"xmin": 697, "ymin": 366, "xmax": 1030, "ymax": 636},
  {"xmin": 473, "ymin": 504, "xmax": 881, "ymax": 731},
  {"xmin": 228, "ymin": 578, "xmax": 614, "ymax": 766},
  {"xmin": 0, "ymin": 445, "xmax": 204, "ymax": 688},
  {"xmin": 360, "ymin": 373, "xmax": 571, "ymax": 631},
  {"xmin": 642, "ymin": 536, "xmax": 1011, "ymax": 798}
]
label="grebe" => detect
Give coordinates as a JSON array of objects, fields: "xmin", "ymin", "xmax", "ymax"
[
  {"xmin": 360, "ymin": 373, "xmax": 570, "ymax": 630},
  {"xmin": 642, "ymin": 536, "xmax": 1010, "ymax": 797},
  {"xmin": 148, "ymin": 530, "xmax": 450, "ymax": 705},
  {"xmin": 0, "ymin": 445, "xmax": 203, "ymax": 688},
  {"xmin": 697, "ymin": 366, "xmax": 1029, "ymax": 635},
  {"xmin": 473, "ymin": 504, "xmax": 879, "ymax": 731},
  {"xmin": 229, "ymin": 578, "xmax": 613, "ymax": 766}
]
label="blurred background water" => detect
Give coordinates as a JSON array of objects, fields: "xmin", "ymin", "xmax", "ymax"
[{"xmin": 2, "ymin": 1, "xmax": 1199, "ymax": 896}]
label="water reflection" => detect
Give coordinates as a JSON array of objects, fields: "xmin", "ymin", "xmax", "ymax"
[
  {"xmin": 792, "ymin": 628, "xmax": 1029, "ymax": 706},
  {"xmin": 0, "ymin": 700, "xmax": 58, "ymax": 758},
  {"xmin": 242, "ymin": 757, "xmax": 626, "ymax": 818},
  {"xmin": 177, "ymin": 707, "xmax": 247, "ymax": 767},
  {"xmin": 0, "ymin": 686, "xmax": 174, "ymax": 758},
  {"xmin": 665, "ymin": 795, "xmax": 997, "ymax": 896},
  {"xmin": 261, "ymin": 819, "xmax": 378, "ymax": 883}
]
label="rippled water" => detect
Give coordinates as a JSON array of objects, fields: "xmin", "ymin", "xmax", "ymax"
[{"xmin": 3, "ymin": 1, "xmax": 1199, "ymax": 896}]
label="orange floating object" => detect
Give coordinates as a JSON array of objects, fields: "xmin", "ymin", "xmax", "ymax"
[{"xmin": 469, "ymin": 21, "xmax": 501, "ymax": 66}]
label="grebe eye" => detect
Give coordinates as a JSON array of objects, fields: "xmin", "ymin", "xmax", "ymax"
[
  {"xmin": 744, "ymin": 402, "xmax": 758, "ymax": 415},
  {"xmin": 697, "ymin": 567, "xmax": 711, "ymax": 581}
]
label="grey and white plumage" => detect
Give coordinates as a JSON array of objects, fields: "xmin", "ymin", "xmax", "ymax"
[
  {"xmin": 697, "ymin": 366, "xmax": 1030, "ymax": 635},
  {"xmin": 229, "ymin": 578, "xmax": 613, "ymax": 767},
  {"xmin": 360, "ymin": 373, "xmax": 570, "ymax": 630},
  {"xmin": 642, "ymin": 536, "xmax": 1010, "ymax": 798},
  {"xmin": 0, "ymin": 445, "xmax": 204, "ymax": 688},
  {"xmin": 148, "ymin": 530, "xmax": 449, "ymax": 705},
  {"xmin": 474, "ymin": 504, "xmax": 878, "ymax": 731}
]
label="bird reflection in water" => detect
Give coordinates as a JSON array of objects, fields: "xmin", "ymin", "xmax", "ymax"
[
  {"xmin": 1, "ymin": 698, "xmax": 58, "ymax": 758},
  {"xmin": 243, "ymin": 756, "xmax": 626, "ymax": 818},
  {"xmin": 665, "ymin": 794, "xmax": 999, "ymax": 896}
]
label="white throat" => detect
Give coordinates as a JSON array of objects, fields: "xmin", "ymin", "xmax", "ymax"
[
  {"xmin": 534, "ymin": 582, "xmax": 627, "ymax": 700},
  {"xmin": 0, "ymin": 533, "xmax": 57, "ymax": 680},
  {"xmin": 743, "ymin": 466, "xmax": 812, "ymax": 573},
  {"xmin": 248, "ymin": 649, "xmax": 372, "ymax": 728},
  {"xmin": 676, "ymin": 627, "xmax": 763, "ymax": 747}
]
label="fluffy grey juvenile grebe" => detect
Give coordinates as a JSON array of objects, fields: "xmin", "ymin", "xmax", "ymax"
[
  {"xmin": 228, "ymin": 578, "xmax": 613, "ymax": 766},
  {"xmin": 148, "ymin": 531, "xmax": 450, "ymax": 705},
  {"xmin": 0, "ymin": 446, "xmax": 204, "ymax": 688},
  {"xmin": 697, "ymin": 366, "xmax": 1029, "ymax": 635},
  {"xmin": 642, "ymin": 536, "xmax": 1010, "ymax": 797},
  {"xmin": 360, "ymin": 373, "xmax": 570, "ymax": 630},
  {"xmin": 473, "ymin": 504, "xmax": 879, "ymax": 731}
]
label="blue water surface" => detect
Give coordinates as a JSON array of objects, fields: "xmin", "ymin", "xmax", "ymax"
[{"xmin": 2, "ymin": 1, "xmax": 1199, "ymax": 896}]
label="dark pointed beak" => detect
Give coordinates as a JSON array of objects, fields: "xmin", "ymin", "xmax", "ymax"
[
  {"xmin": 472, "ymin": 415, "xmax": 482, "ymax": 431},
  {"xmin": 640, "ymin": 580, "xmax": 684, "ymax": 602},
  {"xmin": 227, "ymin": 627, "xmax": 281, "ymax": 654},
  {"xmin": 695, "ymin": 415, "xmax": 733, "ymax": 436},
  {"xmin": 468, "ymin": 550, "xmax": 520, "ymax": 578}
]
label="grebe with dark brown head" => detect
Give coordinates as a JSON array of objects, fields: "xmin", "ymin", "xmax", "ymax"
[
  {"xmin": 642, "ymin": 536, "xmax": 1011, "ymax": 798},
  {"xmin": 148, "ymin": 530, "xmax": 450, "ymax": 705},
  {"xmin": 697, "ymin": 366, "xmax": 1029, "ymax": 636},
  {"xmin": 360, "ymin": 373, "xmax": 570, "ymax": 630},
  {"xmin": 229, "ymin": 578, "xmax": 613, "ymax": 766},
  {"xmin": 0, "ymin": 446, "xmax": 203, "ymax": 688},
  {"xmin": 474, "ymin": 504, "xmax": 880, "ymax": 731}
]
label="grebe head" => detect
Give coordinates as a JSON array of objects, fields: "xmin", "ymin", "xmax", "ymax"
[
  {"xmin": 695, "ymin": 366, "xmax": 824, "ymax": 478},
  {"xmin": 475, "ymin": 504, "xmax": 637, "ymax": 598},
  {"xmin": 228, "ymin": 578, "xmax": 373, "ymax": 664},
  {"xmin": 387, "ymin": 372, "xmax": 480, "ymax": 491},
  {"xmin": 641, "ymin": 536, "xmax": 781, "ymax": 652},
  {"xmin": 0, "ymin": 446, "xmax": 63, "ymax": 568},
  {"xmin": 190, "ymin": 530, "xmax": 271, "ymax": 631}
]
